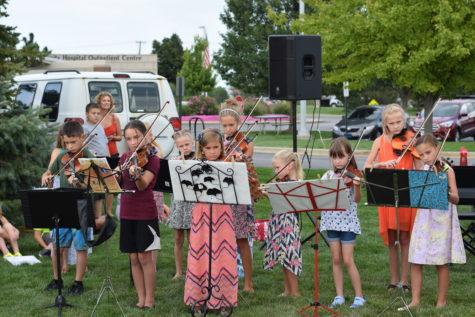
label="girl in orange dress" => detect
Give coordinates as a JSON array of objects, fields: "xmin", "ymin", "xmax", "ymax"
[
  {"xmin": 184, "ymin": 129, "xmax": 238, "ymax": 312},
  {"xmin": 96, "ymin": 91, "xmax": 122, "ymax": 218},
  {"xmin": 364, "ymin": 104, "xmax": 421, "ymax": 291}
]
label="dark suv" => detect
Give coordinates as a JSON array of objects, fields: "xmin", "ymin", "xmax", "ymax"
[
  {"xmin": 413, "ymin": 98, "xmax": 475, "ymax": 141},
  {"xmin": 332, "ymin": 105, "xmax": 384, "ymax": 140}
]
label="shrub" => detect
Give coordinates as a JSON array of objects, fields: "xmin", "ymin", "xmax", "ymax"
[
  {"xmin": 271, "ymin": 101, "xmax": 291, "ymax": 115},
  {"xmin": 243, "ymin": 98, "xmax": 270, "ymax": 116},
  {"xmin": 187, "ymin": 95, "xmax": 218, "ymax": 115},
  {"xmin": 210, "ymin": 87, "xmax": 229, "ymax": 104}
]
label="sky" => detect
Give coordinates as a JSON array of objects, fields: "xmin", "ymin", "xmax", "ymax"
[{"xmin": 4, "ymin": 0, "xmax": 227, "ymax": 56}]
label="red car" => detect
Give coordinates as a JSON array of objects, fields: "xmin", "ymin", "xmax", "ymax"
[{"xmin": 413, "ymin": 98, "xmax": 475, "ymax": 141}]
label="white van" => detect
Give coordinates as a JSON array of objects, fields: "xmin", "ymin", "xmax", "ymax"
[{"xmin": 14, "ymin": 71, "xmax": 180, "ymax": 158}]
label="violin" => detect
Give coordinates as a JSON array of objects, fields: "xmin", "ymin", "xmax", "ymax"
[
  {"xmin": 336, "ymin": 166, "xmax": 363, "ymax": 187},
  {"xmin": 60, "ymin": 150, "xmax": 85, "ymax": 185},
  {"xmin": 391, "ymin": 128, "xmax": 421, "ymax": 159}
]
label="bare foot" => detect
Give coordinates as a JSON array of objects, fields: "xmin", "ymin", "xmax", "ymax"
[
  {"xmin": 289, "ymin": 292, "xmax": 301, "ymax": 298},
  {"xmin": 136, "ymin": 303, "xmax": 144, "ymax": 308},
  {"xmin": 61, "ymin": 266, "xmax": 68, "ymax": 274},
  {"xmin": 243, "ymin": 287, "xmax": 254, "ymax": 293},
  {"xmin": 172, "ymin": 273, "xmax": 182, "ymax": 280},
  {"xmin": 278, "ymin": 292, "xmax": 289, "ymax": 297},
  {"xmin": 397, "ymin": 302, "xmax": 418, "ymax": 311}
]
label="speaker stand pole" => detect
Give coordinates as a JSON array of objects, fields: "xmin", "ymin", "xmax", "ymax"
[{"xmin": 291, "ymin": 100, "xmax": 298, "ymax": 153}]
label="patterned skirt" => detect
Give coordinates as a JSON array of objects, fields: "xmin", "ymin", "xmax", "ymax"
[
  {"xmin": 231, "ymin": 205, "xmax": 255, "ymax": 239},
  {"xmin": 263, "ymin": 213, "xmax": 302, "ymax": 276},
  {"xmin": 184, "ymin": 203, "xmax": 238, "ymax": 309},
  {"xmin": 168, "ymin": 198, "xmax": 193, "ymax": 230},
  {"xmin": 409, "ymin": 204, "xmax": 466, "ymax": 265}
]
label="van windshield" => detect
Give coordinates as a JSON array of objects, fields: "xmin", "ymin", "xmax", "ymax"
[{"xmin": 127, "ymin": 82, "xmax": 160, "ymax": 113}]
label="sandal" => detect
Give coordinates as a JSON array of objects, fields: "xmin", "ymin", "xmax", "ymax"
[
  {"xmin": 350, "ymin": 296, "xmax": 366, "ymax": 308},
  {"xmin": 329, "ymin": 296, "xmax": 345, "ymax": 308}
]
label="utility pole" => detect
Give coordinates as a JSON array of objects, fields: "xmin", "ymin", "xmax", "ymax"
[{"xmin": 136, "ymin": 40, "xmax": 146, "ymax": 55}]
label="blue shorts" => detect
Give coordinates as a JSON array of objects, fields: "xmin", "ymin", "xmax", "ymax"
[
  {"xmin": 52, "ymin": 228, "xmax": 88, "ymax": 251},
  {"xmin": 325, "ymin": 230, "xmax": 357, "ymax": 244}
]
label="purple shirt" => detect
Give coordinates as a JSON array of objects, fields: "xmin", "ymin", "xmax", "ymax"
[{"xmin": 119, "ymin": 152, "xmax": 160, "ymax": 220}]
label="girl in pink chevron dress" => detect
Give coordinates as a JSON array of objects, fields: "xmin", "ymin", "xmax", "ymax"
[{"xmin": 184, "ymin": 129, "xmax": 238, "ymax": 310}]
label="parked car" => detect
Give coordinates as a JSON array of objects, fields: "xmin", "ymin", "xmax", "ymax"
[
  {"xmin": 413, "ymin": 98, "xmax": 475, "ymax": 141},
  {"xmin": 332, "ymin": 105, "xmax": 384, "ymax": 140},
  {"xmin": 14, "ymin": 70, "xmax": 180, "ymax": 157},
  {"xmin": 321, "ymin": 95, "xmax": 343, "ymax": 107}
]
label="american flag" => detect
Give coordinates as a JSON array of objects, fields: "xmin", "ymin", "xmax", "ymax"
[{"xmin": 202, "ymin": 41, "xmax": 211, "ymax": 69}]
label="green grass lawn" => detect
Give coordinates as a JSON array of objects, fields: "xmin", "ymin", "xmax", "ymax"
[
  {"xmin": 252, "ymin": 131, "xmax": 475, "ymax": 152},
  {"xmin": 0, "ymin": 168, "xmax": 473, "ymax": 316}
]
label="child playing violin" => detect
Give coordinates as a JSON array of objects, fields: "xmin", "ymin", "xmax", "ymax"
[
  {"xmin": 116, "ymin": 120, "xmax": 160, "ymax": 309},
  {"xmin": 321, "ymin": 138, "xmax": 365, "ymax": 308},
  {"xmin": 41, "ymin": 121, "xmax": 94, "ymax": 295},
  {"xmin": 404, "ymin": 134, "xmax": 466, "ymax": 310},
  {"xmin": 220, "ymin": 99, "xmax": 256, "ymax": 292},
  {"xmin": 364, "ymin": 104, "xmax": 422, "ymax": 292}
]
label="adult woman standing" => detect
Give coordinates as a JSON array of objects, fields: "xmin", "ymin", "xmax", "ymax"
[{"xmin": 96, "ymin": 91, "xmax": 122, "ymax": 216}]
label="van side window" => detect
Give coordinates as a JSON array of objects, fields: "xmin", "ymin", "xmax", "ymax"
[
  {"xmin": 88, "ymin": 82, "xmax": 123, "ymax": 112},
  {"xmin": 15, "ymin": 83, "xmax": 37, "ymax": 109},
  {"xmin": 127, "ymin": 82, "xmax": 160, "ymax": 113},
  {"xmin": 41, "ymin": 82, "xmax": 62, "ymax": 122}
]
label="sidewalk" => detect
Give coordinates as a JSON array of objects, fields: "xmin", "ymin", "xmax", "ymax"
[{"xmin": 254, "ymin": 146, "xmax": 462, "ymax": 159}]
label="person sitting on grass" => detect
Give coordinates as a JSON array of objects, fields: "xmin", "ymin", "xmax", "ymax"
[{"xmin": 0, "ymin": 204, "xmax": 21, "ymax": 258}]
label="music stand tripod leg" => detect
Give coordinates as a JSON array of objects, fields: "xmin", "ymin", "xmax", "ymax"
[
  {"xmin": 298, "ymin": 218, "xmax": 339, "ymax": 317},
  {"xmin": 90, "ymin": 193, "xmax": 125, "ymax": 317},
  {"xmin": 377, "ymin": 173, "xmax": 413, "ymax": 317},
  {"xmin": 47, "ymin": 217, "xmax": 73, "ymax": 317}
]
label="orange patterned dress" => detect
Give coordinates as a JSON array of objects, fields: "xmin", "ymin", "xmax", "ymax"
[{"xmin": 376, "ymin": 135, "xmax": 417, "ymax": 245}]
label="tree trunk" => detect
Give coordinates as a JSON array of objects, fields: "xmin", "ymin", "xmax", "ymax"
[{"xmin": 422, "ymin": 94, "xmax": 438, "ymax": 135}]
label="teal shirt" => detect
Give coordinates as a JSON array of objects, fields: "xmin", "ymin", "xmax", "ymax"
[{"xmin": 49, "ymin": 149, "xmax": 95, "ymax": 188}]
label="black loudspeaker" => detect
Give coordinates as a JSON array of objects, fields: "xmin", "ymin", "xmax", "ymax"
[{"xmin": 269, "ymin": 35, "xmax": 322, "ymax": 101}]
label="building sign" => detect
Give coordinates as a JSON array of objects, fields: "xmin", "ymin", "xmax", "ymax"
[{"xmin": 50, "ymin": 54, "xmax": 145, "ymax": 61}]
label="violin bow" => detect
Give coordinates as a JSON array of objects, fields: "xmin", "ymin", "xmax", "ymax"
[
  {"xmin": 225, "ymin": 96, "xmax": 263, "ymax": 152},
  {"xmin": 121, "ymin": 100, "xmax": 170, "ymax": 169},
  {"xmin": 262, "ymin": 157, "xmax": 296, "ymax": 185},
  {"xmin": 341, "ymin": 127, "xmax": 366, "ymax": 176},
  {"xmin": 395, "ymin": 98, "xmax": 441, "ymax": 165},
  {"xmin": 85, "ymin": 105, "xmax": 116, "ymax": 143},
  {"xmin": 224, "ymin": 121, "xmax": 259, "ymax": 161},
  {"xmin": 54, "ymin": 133, "xmax": 98, "ymax": 177}
]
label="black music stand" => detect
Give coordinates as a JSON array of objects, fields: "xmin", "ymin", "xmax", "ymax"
[
  {"xmin": 365, "ymin": 168, "xmax": 448, "ymax": 317},
  {"xmin": 153, "ymin": 158, "xmax": 172, "ymax": 193},
  {"xmin": 169, "ymin": 159, "xmax": 252, "ymax": 317},
  {"xmin": 78, "ymin": 158, "xmax": 126, "ymax": 317},
  {"xmin": 265, "ymin": 179, "xmax": 349, "ymax": 317},
  {"xmin": 20, "ymin": 188, "xmax": 93, "ymax": 317}
]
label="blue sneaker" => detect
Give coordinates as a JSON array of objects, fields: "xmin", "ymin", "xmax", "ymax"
[
  {"xmin": 350, "ymin": 296, "xmax": 366, "ymax": 308},
  {"xmin": 329, "ymin": 296, "xmax": 345, "ymax": 308}
]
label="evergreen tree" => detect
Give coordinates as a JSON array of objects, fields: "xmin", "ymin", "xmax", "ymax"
[
  {"xmin": 178, "ymin": 37, "xmax": 216, "ymax": 95},
  {"xmin": 214, "ymin": 0, "xmax": 297, "ymax": 95},
  {"xmin": 152, "ymin": 33, "xmax": 184, "ymax": 83},
  {"xmin": 0, "ymin": 0, "xmax": 54, "ymax": 223}
]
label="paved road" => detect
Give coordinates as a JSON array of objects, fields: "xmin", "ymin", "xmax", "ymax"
[{"xmin": 183, "ymin": 114, "xmax": 341, "ymax": 135}]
